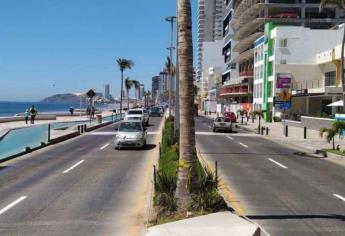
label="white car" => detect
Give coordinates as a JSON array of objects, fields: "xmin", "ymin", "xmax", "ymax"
[
  {"xmin": 124, "ymin": 109, "xmax": 149, "ymax": 126},
  {"xmin": 114, "ymin": 121, "xmax": 147, "ymax": 149}
]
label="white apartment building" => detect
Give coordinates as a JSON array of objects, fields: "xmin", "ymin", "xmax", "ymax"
[
  {"xmin": 197, "ymin": 0, "xmax": 224, "ymax": 80},
  {"xmin": 253, "ymin": 25, "xmax": 344, "ymax": 119},
  {"xmin": 253, "ymin": 35, "xmax": 265, "ymax": 111}
]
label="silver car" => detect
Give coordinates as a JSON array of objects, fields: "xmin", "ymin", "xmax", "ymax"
[
  {"xmin": 213, "ymin": 117, "xmax": 232, "ymax": 132},
  {"xmin": 114, "ymin": 121, "xmax": 147, "ymax": 149}
]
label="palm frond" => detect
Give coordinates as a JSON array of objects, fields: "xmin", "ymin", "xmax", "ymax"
[{"xmin": 116, "ymin": 58, "xmax": 134, "ymax": 71}]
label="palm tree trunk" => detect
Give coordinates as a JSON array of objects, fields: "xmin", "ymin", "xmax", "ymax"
[
  {"xmin": 120, "ymin": 70, "xmax": 124, "ymax": 114},
  {"xmin": 175, "ymin": 0, "xmax": 196, "ymax": 212},
  {"xmin": 333, "ymin": 136, "xmax": 335, "ymax": 150},
  {"xmin": 169, "ymin": 74, "xmax": 172, "ymax": 117},
  {"xmin": 341, "ymin": 25, "xmax": 345, "ymax": 113},
  {"xmin": 174, "ymin": 19, "xmax": 180, "ymax": 138},
  {"xmin": 127, "ymin": 88, "xmax": 130, "ymax": 110}
]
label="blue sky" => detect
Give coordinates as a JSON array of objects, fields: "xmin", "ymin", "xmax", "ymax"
[{"xmin": 0, "ymin": 0, "xmax": 198, "ymax": 101}]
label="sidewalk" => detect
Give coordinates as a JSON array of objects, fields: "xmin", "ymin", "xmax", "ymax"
[
  {"xmin": 200, "ymin": 113, "xmax": 345, "ymax": 166},
  {"xmin": 0, "ymin": 111, "xmax": 113, "ymax": 133}
]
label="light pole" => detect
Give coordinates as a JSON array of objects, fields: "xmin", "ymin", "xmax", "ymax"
[{"xmin": 165, "ymin": 16, "xmax": 176, "ymax": 117}]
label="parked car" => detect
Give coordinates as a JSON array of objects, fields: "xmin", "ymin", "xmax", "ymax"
[
  {"xmin": 223, "ymin": 112, "xmax": 237, "ymax": 123},
  {"xmin": 213, "ymin": 117, "xmax": 233, "ymax": 133},
  {"xmin": 124, "ymin": 109, "xmax": 149, "ymax": 126},
  {"xmin": 114, "ymin": 121, "xmax": 147, "ymax": 150}
]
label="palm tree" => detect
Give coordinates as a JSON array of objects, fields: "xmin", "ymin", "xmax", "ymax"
[
  {"xmin": 165, "ymin": 56, "xmax": 176, "ymax": 117},
  {"xmin": 146, "ymin": 90, "xmax": 152, "ymax": 107},
  {"xmin": 320, "ymin": 127, "xmax": 337, "ymax": 150},
  {"xmin": 320, "ymin": 120, "xmax": 345, "ymax": 149},
  {"xmin": 116, "ymin": 58, "xmax": 134, "ymax": 114},
  {"xmin": 175, "ymin": 0, "xmax": 196, "ymax": 212},
  {"xmin": 238, "ymin": 109, "xmax": 246, "ymax": 124},
  {"xmin": 320, "ymin": 0, "xmax": 345, "ymax": 111},
  {"xmin": 132, "ymin": 80, "xmax": 141, "ymax": 106},
  {"xmin": 125, "ymin": 78, "xmax": 133, "ymax": 110}
]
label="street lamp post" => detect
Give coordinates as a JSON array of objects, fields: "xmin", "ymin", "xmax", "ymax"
[{"xmin": 165, "ymin": 16, "xmax": 176, "ymax": 117}]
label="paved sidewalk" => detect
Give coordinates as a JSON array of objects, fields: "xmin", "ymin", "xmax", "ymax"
[{"xmin": 0, "ymin": 112, "xmax": 113, "ymax": 133}]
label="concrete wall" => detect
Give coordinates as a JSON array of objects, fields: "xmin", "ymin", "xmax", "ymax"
[
  {"xmin": 286, "ymin": 116, "xmax": 334, "ymax": 130},
  {"xmin": 0, "ymin": 115, "xmax": 56, "ymax": 123}
]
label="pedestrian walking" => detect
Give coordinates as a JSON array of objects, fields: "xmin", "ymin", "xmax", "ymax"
[
  {"xmin": 29, "ymin": 105, "xmax": 38, "ymax": 124},
  {"xmin": 91, "ymin": 106, "xmax": 95, "ymax": 119},
  {"xmin": 24, "ymin": 109, "xmax": 29, "ymax": 124},
  {"xmin": 69, "ymin": 107, "xmax": 74, "ymax": 116},
  {"xmin": 86, "ymin": 106, "xmax": 91, "ymax": 117}
]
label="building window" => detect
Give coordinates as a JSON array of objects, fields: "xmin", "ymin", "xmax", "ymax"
[
  {"xmin": 279, "ymin": 38, "xmax": 288, "ymax": 48},
  {"xmin": 325, "ymin": 71, "xmax": 336, "ymax": 86}
]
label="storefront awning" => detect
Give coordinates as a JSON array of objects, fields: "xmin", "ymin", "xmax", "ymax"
[{"xmin": 327, "ymin": 100, "xmax": 343, "ymax": 107}]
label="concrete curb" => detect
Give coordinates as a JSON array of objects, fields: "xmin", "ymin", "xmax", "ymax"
[{"xmin": 0, "ymin": 129, "xmax": 10, "ymax": 141}]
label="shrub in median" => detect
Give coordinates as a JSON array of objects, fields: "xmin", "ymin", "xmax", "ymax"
[
  {"xmin": 190, "ymin": 161, "xmax": 227, "ymax": 214},
  {"xmin": 154, "ymin": 118, "xmax": 179, "ymax": 219}
]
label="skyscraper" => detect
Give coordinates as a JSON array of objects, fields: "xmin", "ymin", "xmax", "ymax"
[
  {"xmin": 197, "ymin": 0, "xmax": 224, "ymax": 80},
  {"xmin": 104, "ymin": 84, "xmax": 110, "ymax": 99},
  {"xmin": 152, "ymin": 76, "xmax": 160, "ymax": 102}
]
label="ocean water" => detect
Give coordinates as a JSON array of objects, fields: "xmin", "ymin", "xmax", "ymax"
[{"xmin": 0, "ymin": 101, "xmax": 110, "ymax": 117}]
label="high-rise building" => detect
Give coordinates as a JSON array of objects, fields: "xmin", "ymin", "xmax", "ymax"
[
  {"xmin": 152, "ymin": 76, "xmax": 160, "ymax": 102},
  {"xmin": 158, "ymin": 71, "xmax": 168, "ymax": 102},
  {"xmin": 104, "ymin": 84, "xmax": 110, "ymax": 99},
  {"xmin": 139, "ymin": 84, "xmax": 145, "ymax": 100},
  {"xmin": 220, "ymin": 0, "xmax": 343, "ymax": 115},
  {"xmin": 197, "ymin": 0, "xmax": 224, "ymax": 80}
]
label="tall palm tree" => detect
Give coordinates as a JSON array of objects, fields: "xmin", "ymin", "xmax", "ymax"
[
  {"xmin": 165, "ymin": 56, "xmax": 176, "ymax": 117},
  {"xmin": 116, "ymin": 58, "xmax": 134, "ymax": 114},
  {"xmin": 320, "ymin": 0, "xmax": 345, "ymax": 111},
  {"xmin": 175, "ymin": 0, "xmax": 196, "ymax": 212},
  {"xmin": 132, "ymin": 80, "xmax": 141, "ymax": 106},
  {"xmin": 125, "ymin": 78, "xmax": 133, "ymax": 110}
]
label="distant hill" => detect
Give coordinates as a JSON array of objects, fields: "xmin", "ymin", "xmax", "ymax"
[{"xmin": 41, "ymin": 93, "xmax": 83, "ymax": 103}]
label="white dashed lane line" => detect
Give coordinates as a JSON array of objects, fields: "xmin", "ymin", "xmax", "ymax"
[
  {"xmin": 333, "ymin": 194, "xmax": 345, "ymax": 202},
  {"xmin": 100, "ymin": 143, "xmax": 110, "ymax": 150},
  {"xmin": 63, "ymin": 160, "xmax": 85, "ymax": 174},
  {"xmin": 238, "ymin": 142, "xmax": 248, "ymax": 148},
  {"xmin": 268, "ymin": 158, "xmax": 288, "ymax": 169},
  {"xmin": 0, "ymin": 196, "xmax": 27, "ymax": 216},
  {"xmin": 226, "ymin": 136, "xmax": 234, "ymax": 141}
]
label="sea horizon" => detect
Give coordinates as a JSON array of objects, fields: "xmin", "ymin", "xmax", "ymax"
[{"xmin": 0, "ymin": 101, "xmax": 112, "ymax": 117}]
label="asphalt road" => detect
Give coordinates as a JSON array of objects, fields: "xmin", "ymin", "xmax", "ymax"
[
  {"xmin": 0, "ymin": 117, "xmax": 163, "ymax": 236},
  {"xmin": 195, "ymin": 116, "xmax": 345, "ymax": 236}
]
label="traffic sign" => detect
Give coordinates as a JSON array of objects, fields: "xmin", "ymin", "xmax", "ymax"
[
  {"xmin": 86, "ymin": 89, "xmax": 96, "ymax": 98},
  {"xmin": 278, "ymin": 102, "xmax": 291, "ymax": 110}
]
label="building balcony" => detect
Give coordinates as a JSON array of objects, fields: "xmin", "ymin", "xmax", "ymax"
[
  {"xmin": 231, "ymin": 48, "xmax": 254, "ymax": 64},
  {"xmin": 220, "ymin": 84, "xmax": 252, "ymax": 97},
  {"xmin": 239, "ymin": 70, "xmax": 253, "ymax": 77}
]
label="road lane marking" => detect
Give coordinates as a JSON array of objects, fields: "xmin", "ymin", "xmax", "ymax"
[
  {"xmin": 0, "ymin": 196, "xmax": 27, "ymax": 216},
  {"xmin": 268, "ymin": 158, "xmax": 288, "ymax": 169},
  {"xmin": 238, "ymin": 142, "xmax": 248, "ymax": 148},
  {"xmin": 147, "ymin": 132, "xmax": 160, "ymax": 135},
  {"xmin": 100, "ymin": 143, "xmax": 110, "ymax": 150},
  {"xmin": 208, "ymin": 126, "xmax": 212, "ymax": 128},
  {"xmin": 226, "ymin": 136, "xmax": 234, "ymax": 141},
  {"xmin": 63, "ymin": 160, "xmax": 85, "ymax": 174},
  {"xmin": 333, "ymin": 194, "xmax": 345, "ymax": 202}
]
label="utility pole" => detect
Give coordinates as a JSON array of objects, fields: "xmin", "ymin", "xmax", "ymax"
[{"xmin": 165, "ymin": 16, "xmax": 176, "ymax": 117}]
